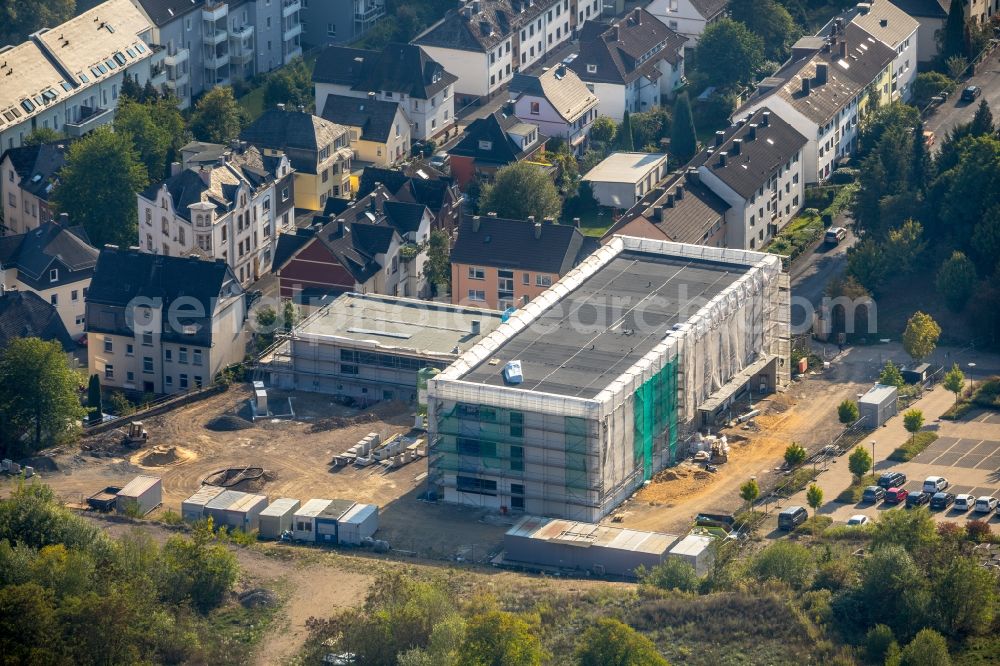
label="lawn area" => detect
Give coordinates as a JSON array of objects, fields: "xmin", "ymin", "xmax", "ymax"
[
  {"xmin": 567, "ymin": 207, "xmax": 614, "ymax": 238},
  {"xmin": 764, "ymin": 211, "xmax": 824, "ymax": 263},
  {"xmin": 835, "ymin": 473, "xmax": 878, "ymax": 504},
  {"xmin": 237, "ymin": 51, "xmax": 320, "ymax": 122},
  {"xmin": 888, "ymin": 431, "xmax": 939, "ymax": 462}
]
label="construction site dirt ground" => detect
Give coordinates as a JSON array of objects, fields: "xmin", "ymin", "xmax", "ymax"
[{"xmin": 13, "ymin": 386, "xmax": 512, "ymax": 562}]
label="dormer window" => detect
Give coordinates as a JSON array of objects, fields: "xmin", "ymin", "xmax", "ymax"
[
  {"xmin": 49, "ymin": 268, "xmax": 59, "ymax": 282},
  {"xmin": 587, "ymin": 64, "xmax": 597, "ymax": 73},
  {"xmin": 478, "ymin": 140, "xmax": 493, "ymax": 150}
]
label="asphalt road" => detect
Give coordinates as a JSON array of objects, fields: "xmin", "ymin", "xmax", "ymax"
[{"xmin": 924, "ymin": 50, "xmax": 1000, "ymax": 147}]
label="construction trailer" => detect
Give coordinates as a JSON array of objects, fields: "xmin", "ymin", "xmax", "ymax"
[
  {"xmin": 666, "ymin": 533, "xmax": 716, "ymax": 576},
  {"xmin": 427, "ymin": 237, "xmax": 790, "ymax": 521},
  {"xmin": 337, "ymin": 503, "xmax": 379, "ymax": 545},
  {"xmin": 313, "ymin": 499, "xmax": 358, "ymax": 544},
  {"xmin": 203, "ymin": 490, "xmax": 269, "ymax": 531},
  {"xmin": 181, "ymin": 485, "xmax": 226, "ymax": 522},
  {"xmin": 859, "ymin": 383, "xmax": 898, "ymax": 428},
  {"xmin": 115, "ymin": 475, "xmax": 162, "ymax": 516},
  {"xmin": 293, "ymin": 499, "xmax": 334, "ymax": 542},
  {"xmin": 503, "ymin": 515, "xmax": 679, "ymax": 577},
  {"xmin": 258, "ymin": 498, "xmax": 301, "ymax": 539}
]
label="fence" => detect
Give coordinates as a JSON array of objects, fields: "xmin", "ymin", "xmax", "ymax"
[{"xmin": 83, "ymin": 383, "xmax": 228, "ymax": 436}]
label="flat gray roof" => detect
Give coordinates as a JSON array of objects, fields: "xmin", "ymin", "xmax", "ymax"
[
  {"xmin": 460, "ymin": 251, "xmax": 750, "ymax": 398},
  {"xmin": 296, "ymin": 293, "xmax": 504, "ymax": 356}
]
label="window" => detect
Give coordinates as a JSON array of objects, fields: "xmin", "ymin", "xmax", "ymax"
[
  {"xmin": 468, "ymin": 266, "xmax": 486, "ymax": 280},
  {"xmin": 126, "ymin": 343, "xmax": 134, "ymax": 356},
  {"xmin": 194, "ymin": 376, "xmax": 202, "ymax": 388},
  {"xmin": 104, "ymin": 364, "xmax": 114, "ymax": 379},
  {"xmin": 509, "ymin": 412, "xmax": 523, "ymax": 438},
  {"xmin": 511, "ymin": 444, "xmax": 524, "ymax": 471},
  {"xmin": 71, "ymin": 289, "xmax": 79, "ymax": 302},
  {"xmin": 193, "ymin": 349, "xmax": 202, "ymax": 365},
  {"xmin": 587, "ymin": 64, "xmax": 597, "ymax": 73},
  {"xmin": 104, "ymin": 338, "xmax": 113, "ymax": 353},
  {"xmin": 50, "ymin": 294, "xmax": 58, "ymax": 305},
  {"xmin": 281, "ymin": 186, "xmax": 289, "ymax": 202},
  {"xmin": 165, "ymin": 375, "xmax": 173, "ymax": 387},
  {"xmin": 126, "ymin": 371, "xmax": 134, "ymax": 383},
  {"xmin": 142, "ymin": 331, "xmax": 152, "ymax": 346},
  {"xmin": 49, "ymin": 268, "xmax": 59, "ymax": 282},
  {"xmin": 341, "ymin": 363, "xmax": 359, "ymax": 375},
  {"xmin": 327, "ymin": 23, "xmax": 336, "ymax": 36},
  {"xmin": 165, "ymin": 349, "xmax": 172, "ymax": 362},
  {"xmin": 468, "ymin": 290, "xmax": 486, "ymax": 302},
  {"xmin": 535, "ymin": 275, "xmax": 552, "ymax": 287},
  {"xmin": 143, "ymin": 356, "xmax": 153, "ymax": 373},
  {"xmin": 179, "ymin": 347, "xmax": 188, "ymax": 364},
  {"xmin": 522, "ymin": 273, "xmax": 529, "ymax": 285},
  {"xmin": 529, "ymin": 101, "xmax": 540, "ymax": 115},
  {"xmin": 145, "ymin": 209, "xmax": 152, "ymax": 225},
  {"xmin": 456, "ymin": 476, "xmax": 497, "ymax": 496},
  {"xmin": 179, "ymin": 374, "xmax": 188, "ymax": 389},
  {"xmin": 177, "ymin": 227, "xmax": 185, "ymax": 245}
]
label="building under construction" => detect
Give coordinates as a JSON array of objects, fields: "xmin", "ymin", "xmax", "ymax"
[{"xmin": 426, "ymin": 236, "xmax": 789, "ymax": 521}]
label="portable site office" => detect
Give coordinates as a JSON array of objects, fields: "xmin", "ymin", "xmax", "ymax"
[
  {"xmin": 181, "ymin": 485, "xmax": 226, "ymax": 522},
  {"xmin": 337, "ymin": 503, "xmax": 379, "ymax": 545},
  {"xmin": 204, "ymin": 490, "xmax": 268, "ymax": 531},
  {"xmin": 115, "ymin": 475, "xmax": 162, "ymax": 516},
  {"xmin": 258, "ymin": 498, "xmax": 301, "ymax": 539}
]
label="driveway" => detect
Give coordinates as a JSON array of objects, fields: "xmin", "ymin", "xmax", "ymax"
[{"xmin": 924, "ymin": 49, "xmax": 1000, "ymax": 149}]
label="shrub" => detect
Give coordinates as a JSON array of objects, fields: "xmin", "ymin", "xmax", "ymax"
[
  {"xmin": 888, "ymin": 431, "xmax": 938, "ymax": 462},
  {"xmin": 639, "ymin": 557, "xmax": 700, "ymax": 593},
  {"xmin": 784, "ymin": 443, "xmax": 807, "ymax": 467},
  {"xmin": 866, "ymin": 624, "xmax": 896, "ymax": 665},
  {"xmin": 966, "ymin": 520, "xmax": 992, "ymax": 543},
  {"xmin": 750, "ymin": 541, "xmax": 814, "ymax": 589},
  {"xmin": 107, "ymin": 391, "xmax": 136, "ymax": 417}
]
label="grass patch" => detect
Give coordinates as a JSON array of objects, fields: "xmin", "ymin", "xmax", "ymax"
[
  {"xmin": 971, "ymin": 377, "xmax": 1000, "ymax": 409},
  {"xmin": 887, "ymin": 431, "xmax": 939, "ymax": 462},
  {"xmin": 835, "ymin": 473, "xmax": 878, "ymax": 504},
  {"xmin": 776, "ymin": 466, "xmax": 819, "ymax": 496},
  {"xmin": 569, "ymin": 207, "xmax": 613, "ymax": 237},
  {"xmin": 764, "ymin": 212, "xmax": 824, "ymax": 263},
  {"xmin": 941, "ymin": 400, "xmax": 975, "ymax": 420},
  {"xmin": 793, "ymin": 515, "xmax": 832, "ymax": 536}
]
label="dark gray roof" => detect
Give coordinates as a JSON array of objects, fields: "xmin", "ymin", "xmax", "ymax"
[
  {"xmin": 415, "ymin": 0, "xmax": 560, "ymax": 53},
  {"xmin": 607, "ymin": 175, "xmax": 730, "ymax": 244},
  {"xmin": 0, "ymin": 223, "xmax": 98, "ymax": 288},
  {"xmin": 694, "ymin": 108, "xmax": 807, "ymax": 200},
  {"xmin": 570, "ymin": 10, "xmax": 686, "ymax": 86},
  {"xmin": 690, "ymin": 0, "xmax": 728, "ymax": 20},
  {"xmin": 0, "ymin": 290, "xmax": 74, "ymax": 350},
  {"xmin": 451, "ymin": 215, "xmax": 585, "ymax": 274},
  {"xmin": 274, "ymin": 217, "xmax": 398, "ymax": 285},
  {"xmin": 132, "ymin": 0, "xmax": 205, "ymax": 26},
  {"xmin": 240, "ymin": 109, "xmax": 348, "ymax": 155},
  {"xmin": 889, "ymin": 0, "xmax": 947, "ymax": 18},
  {"xmin": 448, "ymin": 112, "xmax": 544, "ymax": 165},
  {"xmin": 314, "ymin": 43, "xmax": 456, "ymax": 100},
  {"xmin": 382, "ymin": 201, "xmax": 428, "ymax": 235},
  {"xmin": 320, "ymin": 94, "xmax": 402, "ymax": 144},
  {"xmin": 0, "ymin": 141, "xmax": 68, "ymax": 202},
  {"xmin": 357, "ymin": 166, "xmax": 460, "ymax": 214}
]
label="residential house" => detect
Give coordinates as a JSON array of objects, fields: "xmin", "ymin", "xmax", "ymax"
[
  {"xmin": 272, "ymin": 184, "xmax": 433, "ymax": 301},
  {"xmin": 0, "ymin": 0, "xmax": 161, "ymax": 151},
  {"xmin": 646, "ymin": 0, "xmax": 728, "ymax": 48},
  {"xmin": 414, "ymin": 0, "xmax": 594, "ymax": 105},
  {"xmin": 137, "ymin": 145, "xmax": 292, "ymax": 285},
  {"xmin": 357, "ymin": 165, "xmax": 464, "ymax": 233},
  {"xmin": 508, "ymin": 64, "xmax": 598, "ymax": 153},
  {"xmin": 447, "ymin": 111, "xmax": 546, "ymax": 187},
  {"xmin": 694, "ymin": 109, "xmax": 807, "ymax": 250},
  {"xmin": 889, "ymin": 0, "xmax": 947, "ymax": 64},
  {"xmin": 0, "ymin": 141, "xmax": 68, "ymax": 235},
  {"xmin": 0, "ymin": 290, "xmax": 75, "ymax": 351},
  {"xmin": 963, "ymin": 0, "xmax": 999, "ymax": 24},
  {"xmin": 240, "ymin": 108, "xmax": 352, "ymax": 210},
  {"xmin": 601, "ymin": 172, "xmax": 729, "ymax": 246},
  {"xmin": 299, "ymin": 0, "xmax": 385, "ymax": 48},
  {"xmin": 568, "ymin": 9, "xmax": 687, "ymax": 121},
  {"xmin": 0, "ymin": 220, "xmax": 98, "ymax": 337},
  {"xmin": 85, "ymin": 247, "xmax": 248, "ymax": 395},
  {"xmin": 129, "ymin": 0, "xmax": 302, "ymax": 108},
  {"xmin": 312, "ymin": 42, "xmax": 457, "ymax": 143},
  {"xmin": 450, "ymin": 214, "xmax": 591, "ymax": 310},
  {"xmin": 581, "ymin": 152, "xmax": 669, "ymax": 209},
  {"xmin": 320, "ymin": 93, "xmax": 410, "ymax": 167},
  {"xmin": 738, "ymin": 24, "xmax": 895, "ymax": 183}
]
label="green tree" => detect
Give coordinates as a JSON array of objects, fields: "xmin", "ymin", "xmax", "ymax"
[
  {"xmin": 784, "ymin": 443, "xmax": 806, "ymax": 467},
  {"xmin": 872, "ymin": 506, "xmax": 938, "ymax": 554},
  {"xmin": 930, "ymin": 555, "xmax": 997, "ymax": 636},
  {"xmin": 879, "ymin": 360, "xmax": 905, "ymax": 389},
  {"xmin": 806, "ymin": 483, "xmax": 823, "ymax": 515},
  {"xmin": 899, "ymin": 629, "xmax": 950, "ymax": 666},
  {"xmin": 639, "ymin": 557, "xmax": 699, "ymax": 593},
  {"xmin": 903, "ymin": 409, "xmax": 924, "ymax": 443},
  {"xmin": 575, "ymin": 618, "xmax": 668, "ymax": 666},
  {"xmin": 629, "ymin": 108, "xmax": 670, "ymax": 151},
  {"xmin": 478, "ymin": 163, "xmax": 561, "ymax": 222},
  {"xmin": 940, "ymin": 0, "xmax": 968, "ymax": 62},
  {"xmin": 590, "ymin": 116, "xmax": 617, "ymax": 145},
  {"xmin": 728, "ymin": 0, "xmax": 800, "ymax": 62},
  {"xmin": 0, "ymin": 484, "xmax": 101, "ymax": 551},
  {"xmin": 616, "ymin": 111, "xmax": 635, "ymax": 151},
  {"xmin": 0, "ymin": 582, "xmax": 63, "ymax": 664},
  {"xmin": 87, "ymin": 374, "xmax": 102, "ymax": 424},
  {"xmin": 190, "ymin": 87, "xmax": 245, "ymax": 144},
  {"xmin": 838, "ymin": 399, "xmax": 860, "ymax": 425},
  {"xmin": 969, "ymin": 99, "xmax": 994, "ymax": 136},
  {"xmin": 750, "ymin": 541, "xmax": 814, "ymax": 589},
  {"xmin": 670, "ymin": 92, "xmax": 697, "ymax": 164},
  {"xmin": 857, "ymin": 544, "xmax": 931, "ymax": 637},
  {"xmin": 282, "ymin": 300, "xmax": 297, "ymax": 333},
  {"xmin": 847, "ymin": 239, "xmax": 889, "ymax": 292},
  {"xmin": 971, "ymin": 205, "xmax": 1000, "ymax": 275},
  {"xmin": 849, "ymin": 446, "xmax": 873, "ymax": 479},
  {"xmin": 0, "ymin": 338, "xmax": 85, "ymax": 453},
  {"xmin": 739, "ymin": 477, "xmax": 760, "ymax": 510},
  {"xmin": 51, "ymin": 126, "xmax": 148, "ymax": 247},
  {"xmin": 943, "ymin": 363, "xmax": 965, "ymax": 403},
  {"xmin": 902, "ymin": 311, "xmax": 941, "ymax": 362},
  {"xmin": 160, "ymin": 519, "xmax": 239, "ymax": 612},
  {"xmin": 0, "ymin": 0, "xmax": 75, "ymax": 45},
  {"xmin": 911, "ymin": 72, "xmax": 954, "ymax": 109},
  {"xmin": 264, "ymin": 57, "xmax": 314, "ymax": 111},
  {"xmin": 22, "ymin": 127, "xmax": 64, "ymax": 147},
  {"xmin": 458, "ymin": 610, "xmax": 544, "ymax": 666},
  {"xmin": 114, "ymin": 96, "xmax": 187, "ymax": 180},
  {"xmin": 885, "ymin": 219, "xmax": 926, "ymax": 274},
  {"xmin": 693, "ymin": 18, "xmax": 765, "ymax": 89},
  {"xmin": 424, "ymin": 229, "xmax": 451, "ymax": 293},
  {"xmin": 911, "ymin": 120, "xmax": 929, "ymax": 193},
  {"xmin": 865, "ymin": 624, "xmax": 897, "ymax": 665},
  {"xmin": 936, "ymin": 251, "xmax": 977, "ymax": 312}
]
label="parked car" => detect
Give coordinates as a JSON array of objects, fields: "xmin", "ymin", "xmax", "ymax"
[
  {"xmin": 778, "ymin": 505, "xmax": 808, "ymax": 530},
  {"xmin": 862, "ymin": 485, "xmax": 886, "ymax": 503},
  {"xmin": 974, "ymin": 496, "xmax": 998, "ymax": 513},
  {"xmin": 825, "ymin": 227, "xmax": 847, "ymax": 246},
  {"xmin": 878, "ymin": 471, "xmax": 907, "ymax": 489},
  {"xmin": 922, "ymin": 129, "xmax": 935, "ymax": 148},
  {"xmin": 884, "ymin": 487, "xmax": 908, "ymax": 505},
  {"xmin": 923, "ymin": 476, "xmax": 949, "ymax": 493},
  {"xmin": 847, "ymin": 514, "xmax": 870, "ymax": 526},
  {"xmin": 429, "ymin": 152, "xmax": 450, "ymax": 170},
  {"xmin": 906, "ymin": 491, "xmax": 931, "ymax": 508},
  {"xmin": 954, "ymin": 494, "xmax": 975, "ymax": 511},
  {"xmin": 930, "ymin": 492, "xmax": 956, "ymax": 510},
  {"xmin": 961, "ymin": 85, "xmax": 982, "ymax": 101}
]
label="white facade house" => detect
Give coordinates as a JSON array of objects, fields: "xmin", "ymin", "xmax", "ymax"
[
  {"xmin": 137, "ymin": 147, "xmax": 292, "ymax": 285},
  {"xmin": 582, "ymin": 152, "xmax": 669, "ymax": 209},
  {"xmin": 0, "ymin": 0, "xmax": 160, "ymax": 151},
  {"xmin": 509, "ymin": 65, "xmax": 598, "ymax": 151},
  {"xmin": 888, "ymin": 0, "xmax": 946, "ymax": 64},
  {"xmin": 645, "ymin": 0, "xmax": 728, "ymax": 47},
  {"xmin": 847, "ymin": 1, "xmax": 919, "ymax": 102},
  {"xmin": 694, "ymin": 109, "xmax": 807, "ymax": 251}
]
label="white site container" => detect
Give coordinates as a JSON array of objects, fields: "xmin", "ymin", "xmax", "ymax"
[
  {"xmin": 859, "ymin": 383, "xmax": 899, "ymax": 428},
  {"xmin": 337, "ymin": 503, "xmax": 379, "ymax": 545},
  {"xmin": 204, "ymin": 490, "xmax": 268, "ymax": 531},
  {"xmin": 116, "ymin": 475, "xmax": 162, "ymax": 516},
  {"xmin": 181, "ymin": 485, "xmax": 226, "ymax": 522},
  {"xmin": 258, "ymin": 498, "xmax": 301, "ymax": 539}
]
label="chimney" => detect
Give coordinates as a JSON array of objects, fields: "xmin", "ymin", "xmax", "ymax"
[
  {"xmin": 170, "ymin": 161, "xmax": 182, "ymax": 176},
  {"xmin": 573, "ymin": 217, "xmax": 580, "ymax": 228},
  {"xmin": 632, "ymin": 7, "xmax": 641, "ymax": 23},
  {"xmin": 472, "ymin": 215, "xmax": 481, "ymax": 232},
  {"xmin": 666, "ymin": 193, "xmax": 675, "ymax": 207},
  {"xmin": 747, "ymin": 124, "xmax": 757, "ymax": 141},
  {"xmin": 802, "ymin": 77, "xmax": 811, "ymax": 95},
  {"xmin": 731, "ymin": 139, "xmax": 742, "ymax": 156},
  {"xmin": 653, "ymin": 205, "xmax": 664, "ymax": 221},
  {"xmin": 715, "ymin": 130, "xmax": 725, "ymax": 147},
  {"xmin": 542, "ymin": 216, "xmax": 555, "ymax": 225},
  {"xmin": 471, "ymin": 320, "xmax": 481, "ymax": 335},
  {"xmin": 277, "ymin": 103, "xmax": 285, "ymax": 111},
  {"xmin": 534, "ymin": 222, "xmax": 542, "ymax": 239},
  {"xmin": 472, "ymin": 0, "xmax": 480, "ymax": 13},
  {"xmin": 720, "ymin": 153, "xmax": 728, "ymax": 167},
  {"xmin": 675, "ymin": 185, "xmax": 684, "ymax": 200},
  {"xmin": 527, "ymin": 215, "xmax": 535, "ymax": 223},
  {"xmin": 487, "ymin": 211, "xmax": 497, "ymax": 217},
  {"xmin": 368, "ymin": 91, "xmax": 376, "ymax": 101},
  {"xmin": 879, "ymin": 18, "xmax": 887, "ymax": 28},
  {"xmin": 685, "ymin": 167, "xmax": 700, "ymax": 184},
  {"xmin": 336, "ymin": 219, "xmax": 348, "ymax": 237},
  {"xmin": 609, "ymin": 25, "xmax": 619, "ymax": 42},
  {"xmin": 762, "ymin": 111, "xmax": 770, "ymax": 127},
  {"xmin": 198, "ymin": 166, "xmax": 210, "ymax": 185},
  {"xmin": 815, "ymin": 63, "xmax": 828, "ymax": 86},
  {"xmin": 58, "ymin": 212, "xmax": 69, "ymax": 226},
  {"xmin": 839, "ymin": 40, "xmax": 847, "ymax": 59}
]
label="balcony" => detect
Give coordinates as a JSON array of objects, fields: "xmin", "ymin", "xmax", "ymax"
[
  {"xmin": 283, "ymin": 22, "xmax": 302, "ymax": 42},
  {"xmin": 202, "ymin": 2, "xmax": 228, "ymax": 22},
  {"xmin": 354, "ymin": 2, "xmax": 385, "ymax": 24},
  {"xmin": 206, "ymin": 54, "xmax": 231, "ymax": 73},
  {"xmin": 165, "ymin": 72, "xmax": 189, "ymax": 91},
  {"xmin": 230, "ymin": 24, "xmax": 253, "ymax": 41},
  {"xmin": 203, "ymin": 28, "xmax": 227, "ymax": 46},
  {"xmin": 150, "ymin": 64, "xmax": 167, "ymax": 85},
  {"xmin": 282, "ymin": 0, "xmax": 301, "ymax": 18},
  {"xmin": 65, "ymin": 106, "xmax": 114, "ymax": 137},
  {"xmin": 165, "ymin": 47, "xmax": 189, "ymax": 66}
]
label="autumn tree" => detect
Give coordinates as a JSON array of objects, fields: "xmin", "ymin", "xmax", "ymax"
[
  {"xmin": 902, "ymin": 311, "xmax": 941, "ymax": 362},
  {"xmin": 739, "ymin": 478, "xmax": 760, "ymax": 511},
  {"xmin": 575, "ymin": 619, "xmax": 668, "ymax": 666},
  {"xmin": 806, "ymin": 484, "xmax": 823, "ymax": 516},
  {"xmin": 904, "ymin": 409, "xmax": 925, "ymax": 444},
  {"xmin": 458, "ymin": 611, "xmax": 545, "ymax": 666}
]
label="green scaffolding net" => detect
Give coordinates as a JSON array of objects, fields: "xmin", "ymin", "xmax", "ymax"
[{"xmin": 633, "ymin": 358, "xmax": 679, "ymax": 481}]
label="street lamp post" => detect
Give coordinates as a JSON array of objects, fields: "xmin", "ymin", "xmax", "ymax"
[{"xmin": 871, "ymin": 440, "xmax": 876, "ymax": 472}]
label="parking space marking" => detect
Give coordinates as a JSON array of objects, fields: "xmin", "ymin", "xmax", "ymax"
[
  {"xmin": 953, "ymin": 440, "xmax": 987, "ymax": 468},
  {"xmin": 975, "ymin": 456, "xmax": 1000, "ymax": 470},
  {"xmin": 971, "ymin": 441, "xmax": 998, "ymax": 455},
  {"xmin": 933, "ymin": 452, "xmax": 964, "ymax": 466},
  {"xmin": 951, "ymin": 485, "xmax": 975, "ymax": 494},
  {"xmin": 918, "ymin": 437, "xmax": 964, "ymax": 465}
]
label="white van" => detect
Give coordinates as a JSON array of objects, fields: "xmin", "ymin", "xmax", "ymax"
[{"xmin": 922, "ymin": 476, "xmax": 948, "ymax": 493}]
